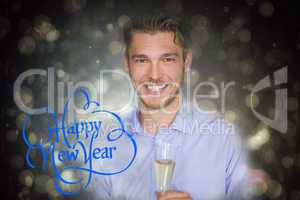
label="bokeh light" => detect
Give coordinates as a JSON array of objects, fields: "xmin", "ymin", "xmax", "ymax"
[
  {"xmin": 248, "ymin": 128, "xmax": 270, "ymax": 150},
  {"xmin": 117, "ymin": 15, "xmax": 131, "ymax": 28},
  {"xmin": 19, "ymin": 170, "xmax": 34, "ymax": 187},
  {"xmin": 258, "ymin": 1, "xmax": 275, "ymax": 18},
  {"xmin": 245, "ymin": 93, "xmax": 260, "ymax": 108},
  {"xmin": 18, "ymin": 36, "xmax": 36, "ymax": 55},
  {"xmin": 238, "ymin": 29, "xmax": 251, "ymax": 43},
  {"xmin": 108, "ymin": 40, "xmax": 123, "ymax": 55},
  {"xmin": 224, "ymin": 110, "xmax": 237, "ymax": 123},
  {"xmin": 34, "ymin": 175, "xmax": 49, "ymax": 193}
]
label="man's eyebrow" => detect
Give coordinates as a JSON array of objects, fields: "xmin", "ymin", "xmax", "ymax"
[
  {"xmin": 160, "ymin": 53, "xmax": 179, "ymax": 57},
  {"xmin": 130, "ymin": 54, "xmax": 148, "ymax": 59}
]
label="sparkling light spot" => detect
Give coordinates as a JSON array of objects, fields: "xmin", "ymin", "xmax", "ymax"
[
  {"xmin": 224, "ymin": 6, "xmax": 230, "ymax": 13},
  {"xmin": 33, "ymin": 15, "xmax": 52, "ymax": 39},
  {"xmin": 117, "ymin": 15, "xmax": 130, "ymax": 28},
  {"xmin": 106, "ymin": 23, "xmax": 114, "ymax": 31},
  {"xmin": 240, "ymin": 59, "xmax": 255, "ymax": 75},
  {"xmin": 259, "ymin": 1, "xmax": 275, "ymax": 17},
  {"xmin": 266, "ymin": 179, "xmax": 282, "ymax": 199},
  {"xmin": 224, "ymin": 110, "xmax": 237, "ymax": 123},
  {"xmin": 57, "ymin": 69, "xmax": 65, "ymax": 78},
  {"xmin": 18, "ymin": 36, "xmax": 36, "ymax": 55},
  {"xmin": 238, "ymin": 29, "xmax": 251, "ymax": 43},
  {"xmin": 191, "ymin": 15, "xmax": 209, "ymax": 28},
  {"xmin": 248, "ymin": 128, "xmax": 270, "ymax": 150},
  {"xmin": 21, "ymin": 87, "xmax": 33, "ymax": 105},
  {"xmin": 245, "ymin": 93, "xmax": 260, "ymax": 108},
  {"xmin": 46, "ymin": 29, "xmax": 60, "ymax": 42},
  {"xmin": 19, "ymin": 170, "xmax": 34, "ymax": 187},
  {"xmin": 34, "ymin": 175, "xmax": 49, "ymax": 193},
  {"xmin": 108, "ymin": 41, "xmax": 123, "ymax": 55}
]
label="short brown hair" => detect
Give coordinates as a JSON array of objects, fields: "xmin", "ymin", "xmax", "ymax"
[{"xmin": 123, "ymin": 14, "xmax": 188, "ymax": 53}]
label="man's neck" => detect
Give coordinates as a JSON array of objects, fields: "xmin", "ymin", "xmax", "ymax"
[{"xmin": 138, "ymin": 96, "xmax": 182, "ymax": 135}]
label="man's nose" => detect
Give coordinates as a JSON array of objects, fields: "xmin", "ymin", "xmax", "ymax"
[{"xmin": 149, "ymin": 62, "xmax": 160, "ymax": 80}]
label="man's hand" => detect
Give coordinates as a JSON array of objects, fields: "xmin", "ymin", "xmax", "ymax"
[{"xmin": 156, "ymin": 191, "xmax": 192, "ymax": 200}]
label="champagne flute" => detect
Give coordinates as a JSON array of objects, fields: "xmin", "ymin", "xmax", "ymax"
[{"xmin": 154, "ymin": 141, "xmax": 176, "ymax": 192}]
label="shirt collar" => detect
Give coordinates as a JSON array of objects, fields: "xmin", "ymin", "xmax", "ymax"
[{"xmin": 125, "ymin": 101, "xmax": 193, "ymax": 136}]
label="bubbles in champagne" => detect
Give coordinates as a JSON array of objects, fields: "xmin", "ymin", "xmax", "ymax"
[{"xmin": 154, "ymin": 159, "xmax": 176, "ymax": 192}]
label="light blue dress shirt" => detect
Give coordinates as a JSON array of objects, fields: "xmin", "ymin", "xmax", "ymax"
[{"xmin": 91, "ymin": 103, "xmax": 252, "ymax": 200}]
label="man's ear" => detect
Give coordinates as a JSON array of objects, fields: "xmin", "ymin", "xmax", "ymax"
[
  {"xmin": 123, "ymin": 53, "xmax": 129, "ymax": 73},
  {"xmin": 184, "ymin": 49, "xmax": 193, "ymax": 72}
]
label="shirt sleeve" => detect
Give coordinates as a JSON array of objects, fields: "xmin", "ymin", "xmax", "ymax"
[{"xmin": 225, "ymin": 127, "xmax": 253, "ymax": 200}]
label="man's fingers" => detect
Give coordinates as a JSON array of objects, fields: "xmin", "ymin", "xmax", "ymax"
[
  {"xmin": 156, "ymin": 191, "xmax": 192, "ymax": 200},
  {"xmin": 169, "ymin": 198, "xmax": 192, "ymax": 200},
  {"xmin": 164, "ymin": 198, "xmax": 192, "ymax": 200}
]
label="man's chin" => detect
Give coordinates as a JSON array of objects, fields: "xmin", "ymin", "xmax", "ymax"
[
  {"xmin": 140, "ymin": 99, "xmax": 162, "ymax": 110},
  {"xmin": 139, "ymin": 96, "xmax": 177, "ymax": 111}
]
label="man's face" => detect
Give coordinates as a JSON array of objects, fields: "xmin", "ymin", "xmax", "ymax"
[{"xmin": 124, "ymin": 32, "xmax": 191, "ymax": 110}]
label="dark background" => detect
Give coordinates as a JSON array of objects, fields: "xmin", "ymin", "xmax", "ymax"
[{"xmin": 1, "ymin": 0, "xmax": 300, "ymax": 199}]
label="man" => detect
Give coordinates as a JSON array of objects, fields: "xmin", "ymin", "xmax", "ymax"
[{"xmin": 92, "ymin": 14, "xmax": 252, "ymax": 200}]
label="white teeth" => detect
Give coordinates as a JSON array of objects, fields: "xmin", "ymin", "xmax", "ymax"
[{"xmin": 146, "ymin": 84, "xmax": 167, "ymax": 93}]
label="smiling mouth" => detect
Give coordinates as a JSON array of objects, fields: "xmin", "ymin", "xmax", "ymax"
[{"xmin": 144, "ymin": 83, "xmax": 168, "ymax": 94}]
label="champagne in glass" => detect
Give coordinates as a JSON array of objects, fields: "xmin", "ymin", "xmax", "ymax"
[{"xmin": 154, "ymin": 141, "xmax": 176, "ymax": 192}]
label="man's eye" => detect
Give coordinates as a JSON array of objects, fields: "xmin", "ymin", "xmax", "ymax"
[
  {"xmin": 162, "ymin": 58, "xmax": 176, "ymax": 62},
  {"xmin": 134, "ymin": 59, "xmax": 148, "ymax": 63}
]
